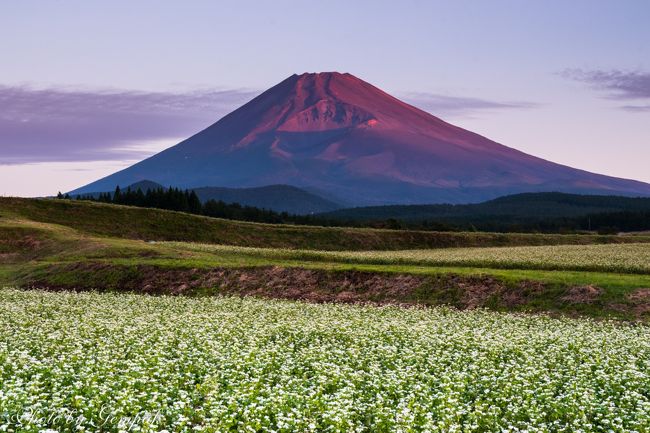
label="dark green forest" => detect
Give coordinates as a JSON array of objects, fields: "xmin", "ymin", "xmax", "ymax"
[{"xmin": 60, "ymin": 188, "xmax": 650, "ymax": 234}]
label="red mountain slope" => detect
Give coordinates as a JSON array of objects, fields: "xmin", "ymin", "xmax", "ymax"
[{"xmin": 72, "ymin": 72, "xmax": 650, "ymax": 205}]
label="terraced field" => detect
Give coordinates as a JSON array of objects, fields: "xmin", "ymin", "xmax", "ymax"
[
  {"xmin": 169, "ymin": 242, "xmax": 650, "ymax": 274},
  {"xmin": 3, "ymin": 197, "xmax": 650, "ymax": 251},
  {"xmin": 1, "ymin": 289, "xmax": 649, "ymax": 432},
  {"xmin": 2, "ymin": 198, "xmax": 650, "ymax": 320},
  {"xmin": 2, "ymin": 198, "xmax": 650, "ymax": 431}
]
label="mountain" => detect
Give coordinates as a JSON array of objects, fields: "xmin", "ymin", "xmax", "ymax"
[
  {"xmin": 317, "ymin": 192, "xmax": 650, "ymax": 232},
  {"xmin": 125, "ymin": 180, "xmax": 166, "ymax": 193},
  {"xmin": 192, "ymin": 184, "xmax": 341, "ymax": 214},
  {"xmin": 75, "ymin": 180, "xmax": 340, "ymax": 214},
  {"xmin": 71, "ymin": 180, "xmax": 167, "ymax": 200},
  {"xmin": 70, "ymin": 72, "xmax": 650, "ymax": 205},
  {"xmin": 319, "ymin": 192, "xmax": 650, "ymax": 221}
]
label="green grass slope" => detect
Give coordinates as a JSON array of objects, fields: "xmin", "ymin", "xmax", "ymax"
[
  {"xmin": 2, "ymin": 199, "xmax": 650, "ymax": 320},
  {"xmin": 2, "ymin": 197, "xmax": 650, "ymax": 251}
]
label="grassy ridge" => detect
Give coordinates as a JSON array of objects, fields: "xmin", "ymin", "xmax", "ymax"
[
  {"xmin": 2, "ymin": 197, "xmax": 650, "ymax": 251},
  {"xmin": 1, "ymin": 211, "xmax": 650, "ymax": 319},
  {"xmin": 2, "ymin": 198, "xmax": 650, "ymax": 320},
  {"xmin": 167, "ymin": 242, "xmax": 650, "ymax": 274}
]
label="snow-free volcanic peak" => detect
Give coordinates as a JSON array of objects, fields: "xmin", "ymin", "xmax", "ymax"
[{"xmin": 71, "ymin": 72, "xmax": 650, "ymax": 204}]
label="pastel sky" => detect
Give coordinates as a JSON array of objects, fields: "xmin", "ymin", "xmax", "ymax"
[{"xmin": 1, "ymin": 0, "xmax": 649, "ymax": 197}]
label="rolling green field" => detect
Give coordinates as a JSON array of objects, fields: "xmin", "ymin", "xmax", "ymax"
[
  {"xmin": 168, "ymin": 241, "xmax": 650, "ymax": 274},
  {"xmin": 1, "ymin": 289, "xmax": 649, "ymax": 432},
  {"xmin": 3, "ymin": 197, "xmax": 650, "ymax": 251},
  {"xmin": 2, "ymin": 198, "xmax": 650, "ymax": 431},
  {"xmin": 2, "ymin": 198, "xmax": 650, "ymax": 320}
]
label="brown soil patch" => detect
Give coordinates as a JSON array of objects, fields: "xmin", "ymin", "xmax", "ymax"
[
  {"xmin": 445, "ymin": 275, "xmax": 544, "ymax": 309},
  {"xmin": 561, "ymin": 285, "xmax": 603, "ymax": 303},
  {"xmin": 456, "ymin": 276, "xmax": 504, "ymax": 308},
  {"xmin": 628, "ymin": 288, "xmax": 650, "ymax": 301},
  {"xmin": 506, "ymin": 280, "xmax": 546, "ymax": 306},
  {"xmin": 189, "ymin": 266, "xmax": 424, "ymax": 303},
  {"xmin": 1, "ymin": 235, "xmax": 44, "ymax": 251},
  {"xmin": 0, "ymin": 235, "xmax": 49, "ymax": 263},
  {"xmin": 18, "ymin": 263, "xmax": 650, "ymax": 320},
  {"xmin": 627, "ymin": 288, "xmax": 650, "ymax": 316},
  {"xmin": 27, "ymin": 263, "xmax": 552, "ymax": 310},
  {"xmin": 0, "ymin": 253, "xmax": 17, "ymax": 261}
]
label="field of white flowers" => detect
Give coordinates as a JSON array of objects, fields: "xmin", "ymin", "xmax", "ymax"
[
  {"xmin": 172, "ymin": 242, "xmax": 650, "ymax": 274},
  {"xmin": 1, "ymin": 289, "xmax": 649, "ymax": 432}
]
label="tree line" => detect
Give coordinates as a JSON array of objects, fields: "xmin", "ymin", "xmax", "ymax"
[
  {"xmin": 57, "ymin": 186, "xmax": 332, "ymax": 225},
  {"xmin": 56, "ymin": 187, "xmax": 650, "ymax": 233}
]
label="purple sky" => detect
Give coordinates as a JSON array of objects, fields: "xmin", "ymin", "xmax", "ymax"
[{"xmin": 1, "ymin": 1, "xmax": 649, "ymax": 196}]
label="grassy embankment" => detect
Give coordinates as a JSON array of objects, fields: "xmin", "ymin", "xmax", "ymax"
[{"xmin": 2, "ymin": 197, "xmax": 650, "ymax": 319}]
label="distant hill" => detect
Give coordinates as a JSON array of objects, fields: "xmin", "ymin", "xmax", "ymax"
[
  {"xmin": 319, "ymin": 192, "xmax": 650, "ymax": 228},
  {"xmin": 5, "ymin": 197, "xmax": 650, "ymax": 251},
  {"xmin": 125, "ymin": 180, "xmax": 167, "ymax": 193},
  {"xmin": 74, "ymin": 181, "xmax": 341, "ymax": 214},
  {"xmin": 192, "ymin": 184, "xmax": 341, "ymax": 214},
  {"xmin": 70, "ymin": 180, "xmax": 167, "ymax": 200},
  {"xmin": 69, "ymin": 72, "xmax": 650, "ymax": 205}
]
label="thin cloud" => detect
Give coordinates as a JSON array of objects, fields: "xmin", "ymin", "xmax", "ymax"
[
  {"xmin": 0, "ymin": 85, "xmax": 258, "ymax": 164},
  {"xmin": 0, "ymin": 84, "xmax": 539, "ymax": 165},
  {"xmin": 621, "ymin": 105, "xmax": 650, "ymax": 112},
  {"xmin": 561, "ymin": 69, "xmax": 650, "ymax": 100},
  {"xmin": 402, "ymin": 92, "xmax": 538, "ymax": 118}
]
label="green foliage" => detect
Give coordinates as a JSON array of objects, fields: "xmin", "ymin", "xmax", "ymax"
[
  {"xmin": 62, "ymin": 188, "xmax": 650, "ymax": 233},
  {"xmin": 321, "ymin": 192, "xmax": 650, "ymax": 233},
  {"xmin": 168, "ymin": 241, "xmax": 650, "ymax": 274},
  {"xmin": 4, "ymin": 197, "xmax": 650, "ymax": 320},
  {"xmin": 5, "ymin": 197, "xmax": 650, "ymax": 251},
  {"xmin": 73, "ymin": 184, "xmax": 320, "ymax": 224}
]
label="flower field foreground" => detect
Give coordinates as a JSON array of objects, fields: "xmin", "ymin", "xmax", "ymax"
[{"xmin": 0, "ymin": 289, "xmax": 649, "ymax": 432}]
